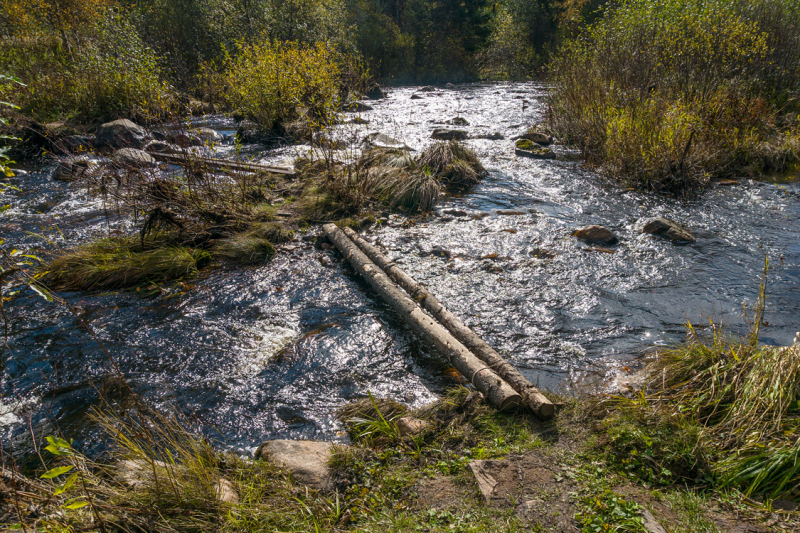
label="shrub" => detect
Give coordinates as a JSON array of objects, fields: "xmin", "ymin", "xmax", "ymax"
[
  {"xmin": 549, "ymin": 0, "xmax": 800, "ymax": 192},
  {"xmin": 0, "ymin": 10, "xmax": 173, "ymax": 121},
  {"xmin": 222, "ymin": 40, "xmax": 342, "ymax": 131},
  {"xmin": 416, "ymin": 141, "xmax": 486, "ymax": 190}
]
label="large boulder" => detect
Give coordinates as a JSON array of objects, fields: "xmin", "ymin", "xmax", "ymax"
[
  {"xmin": 431, "ymin": 128, "xmax": 467, "ymax": 141},
  {"xmin": 256, "ymin": 439, "xmax": 333, "ymax": 490},
  {"xmin": 641, "ymin": 217, "xmax": 696, "ymax": 244},
  {"xmin": 573, "ymin": 225, "xmax": 618, "ymax": 246},
  {"xmin": 113, "ymin": 148, "xmax": 156, "ymax": 168},
  {"xmin": 96, "ymin": 119, "xmax": 149, "ymax": 149}
]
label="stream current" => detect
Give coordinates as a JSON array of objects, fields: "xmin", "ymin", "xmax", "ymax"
[{"xmin": 2, "ymin": 82, "xmax": 799, "ymax": 455}]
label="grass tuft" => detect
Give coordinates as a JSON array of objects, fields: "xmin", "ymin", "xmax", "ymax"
[{"xmin": 43, "ymin": 237, "xmax": 209, "ymax": 291}]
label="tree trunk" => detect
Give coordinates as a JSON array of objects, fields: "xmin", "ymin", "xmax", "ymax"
[
  {"xmin": 323, "ymin": 224, "xmax": 520, "ymax": 412},
  {"xmin": 342, "ymin": 227, "xmax": 555, "ymax": 419}
]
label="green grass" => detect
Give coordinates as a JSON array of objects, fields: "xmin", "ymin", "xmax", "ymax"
[{"xmin": 43, "ymin": 237, "xmax": 209, "ymax": 291}]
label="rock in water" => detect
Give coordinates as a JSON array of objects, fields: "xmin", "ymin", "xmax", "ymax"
[
  {"xmin": 113, "ymin": 148, "xmax": 156, "ymax": 167},
  {"xmin": 52, "ymin": 159, "xmax": 91, "ymax": 181},
  {"xmin": 641, "ymin": 217, "xmax": 696, "ymax": 244},
  {"xmin": 573, "ymin": 225, "xmax": 618, "ymax": 246},
  {"xmin": 144, "ymin": 140, "xmax": 181, "ymax": 155},
  {"xmin": 447, "ymin": 117, "xmax": 469, "ymax": 126},
  {"xmin": 195, "ymin": 127, "xmax": 221, "ymax": 142},
  {"xmin": 366, "ymin": 83, "xmax": 386, "ymax": 100},
  {"xmin": 410, "ymin": 94, "xmax": 424, "ymax": 100},
  {"xmin": 96, "ymin": 119, "xmax": 149, "ymax": 149},
  {"xmin": 363, "ymin": 133, "xmax": 412, "ymax": 151},
  {"xmin": 256, "ymin": 439, "xmax": 333, "ymax": 490},
  {"xmin": 520, "ymin": 128, "xmax": 553, "ymax": 145},
  {"xmin": 515, "ymin": 139, "xmax": 555, "ymax": 160},
  {"xmin": 431, "ymin": 128, "xmax": 467, "ymax": 141},
  {"xmin": 342, "ymin": 101, "xmax": 373, "ymax": 112}
]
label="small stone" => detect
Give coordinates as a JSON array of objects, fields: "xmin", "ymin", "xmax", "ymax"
[
  {"xmin": 342, "ymin": 101, "xmax": 373, "ymax": 112},
  {"xmin": 431, "ymin": 128, "xmax": 467, "ymax": 141},
  {"xmin": 641, "ymin": 510, "xmax": 668, "ymax": 533},
  {"xmin": 515, "ymin": 139, "xmax": 555, "ymax": 159},
  {"xmin": 118, "ymin": 459, "xmax": 238, "ymax": 503},
  {"xmin": 113, "ymin": 148, "xmax": 156, "ymax": 167},
  {"xmin": 445, "ymin": 83, "xmax": 456, "ymax": 89},
  {"xmin": 52, "ymin": 160, "xmax": 90, "ymax": 181},
  {"xmin": 419, "ymin": 86, "xmax": 436, "ymax": 92},
  {"xmin": 365, "ymin": 84, "xmax": 386, "ymax": 100},
  {"xmin": 363, "ymin": 133, "xmax": 412, "ymax": 151},
  {"xmin": 395, "ymin": 417, "xmax": 431, "ymax": 436},
  {"xmin": 442, "ymin": 209, "xmax": 469, "ymax": 217},
  {"xmin": 144, "ymin": 140, "xmax": 181, "ymax": 155},
  {"xmin": 447, "ymin": 117, "xmax": 469, "ymax": 126},
  {"xmin": 479, "ymin": 132, "xmax": 504, "ymax": 140},
  {"xmin": 521, "ymin": 129, "xmax": 553, "ymax": 145},
  {"xmin": 96, "ymin": 119, "xmax": 149, "ymax": 149},
  {"xmin": 214, "ymin": 477, "xmax": 239, "ymax": 504},
  {"xmin": 410, "ymin": 94, "xmax": 424, "ymax": 100},
  {"xmin": 497, "ymin": 210, "xmax": 525, "ymax": 216},
  {"xmin": 168, "ymin": 133, "xmax": 203, "ymax": 148},
  {"xmin": 195, "ymin": 127, "xmax": 220, "ymax": 142},
  {"xmin": 573, "ymin": 225, "xmax": 618, "ymax": 246},
  {"xmin": 256, "ymin": 439, "xmax": 333, "ymax": 490},
  {"xmin": 641, "ymin": 217, "xmax": 696, "ymax": 244}
]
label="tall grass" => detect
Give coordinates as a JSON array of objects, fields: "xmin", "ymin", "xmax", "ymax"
[
  {"xmin": 549, "ymin": 0, "xmax": 800, "ymax": 192},
  {"xmin": 595, "ymin": 260, "xmax": 800, "ymax": 500}
]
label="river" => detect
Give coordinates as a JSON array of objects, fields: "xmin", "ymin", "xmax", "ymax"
[{"xmin": 2, "ymin": 82, "xmax": 799, "ymax": 457}]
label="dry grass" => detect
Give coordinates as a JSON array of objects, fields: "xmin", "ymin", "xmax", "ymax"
[{"xmin": 416, "ymin": 141, "xmax": 486, "ymax": 190}]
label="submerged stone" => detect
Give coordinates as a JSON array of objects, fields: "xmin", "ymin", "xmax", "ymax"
[
  {"xmin": 342, "ymin": 101, "xmax": 373, "ymax": 112},
  {"xmin": 573, "ymin": 225, "xmax": 618, "ymax": 245},
  {"xmin": 641, "ymin": 217, "xmax": 696, "ymax": 244},
  {"xmin": 431, "ymin": 128, "xmax": 467, "ymax": 141}
]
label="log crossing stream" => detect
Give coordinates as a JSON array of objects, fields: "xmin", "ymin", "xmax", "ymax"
[{"xmin": 1, "ymin": 82, "xmax": 799, "ymax": 455}]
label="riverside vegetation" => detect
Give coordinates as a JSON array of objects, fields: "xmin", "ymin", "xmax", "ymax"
[{"xmin": 2, "ymin": 0, "xmax": 800, "ymax": 530}]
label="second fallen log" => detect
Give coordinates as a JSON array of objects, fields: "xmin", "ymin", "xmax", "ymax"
[
  {"xmin": 342, "ymin": 227, "xmax": 554, "ymax": 419},
  {"xmin": 323, "ymin": 224, "xmax": 520, "ymax": 412}
]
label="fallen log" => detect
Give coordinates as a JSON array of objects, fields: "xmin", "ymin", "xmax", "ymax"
[
  {"xmin": 342, "ymin": 227, "xmax": 555, "ymax": 419},
  {"xmin": 151, "ymin": 152, "xmax": 295, "ymax": 176},
  {"xmin": 323, "ymin": 224, "xmax": 520, "ymax": 412}
]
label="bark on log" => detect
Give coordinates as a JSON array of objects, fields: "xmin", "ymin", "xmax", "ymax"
[
  {"xmin": 342, "ymin": 227, "xmax": 555, "ymax": 419},
  {"xmin": 151, "ymin": 152, "xmax": 294, "ymax": 176},
  {"xmin": 323, "ymin": 224, "xmax": 520, "ymax": 412}
]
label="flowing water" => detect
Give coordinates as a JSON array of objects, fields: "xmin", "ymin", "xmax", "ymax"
[{"xmin": 2, "ymin": 82, "xmax": 799, "ymax": 456}]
